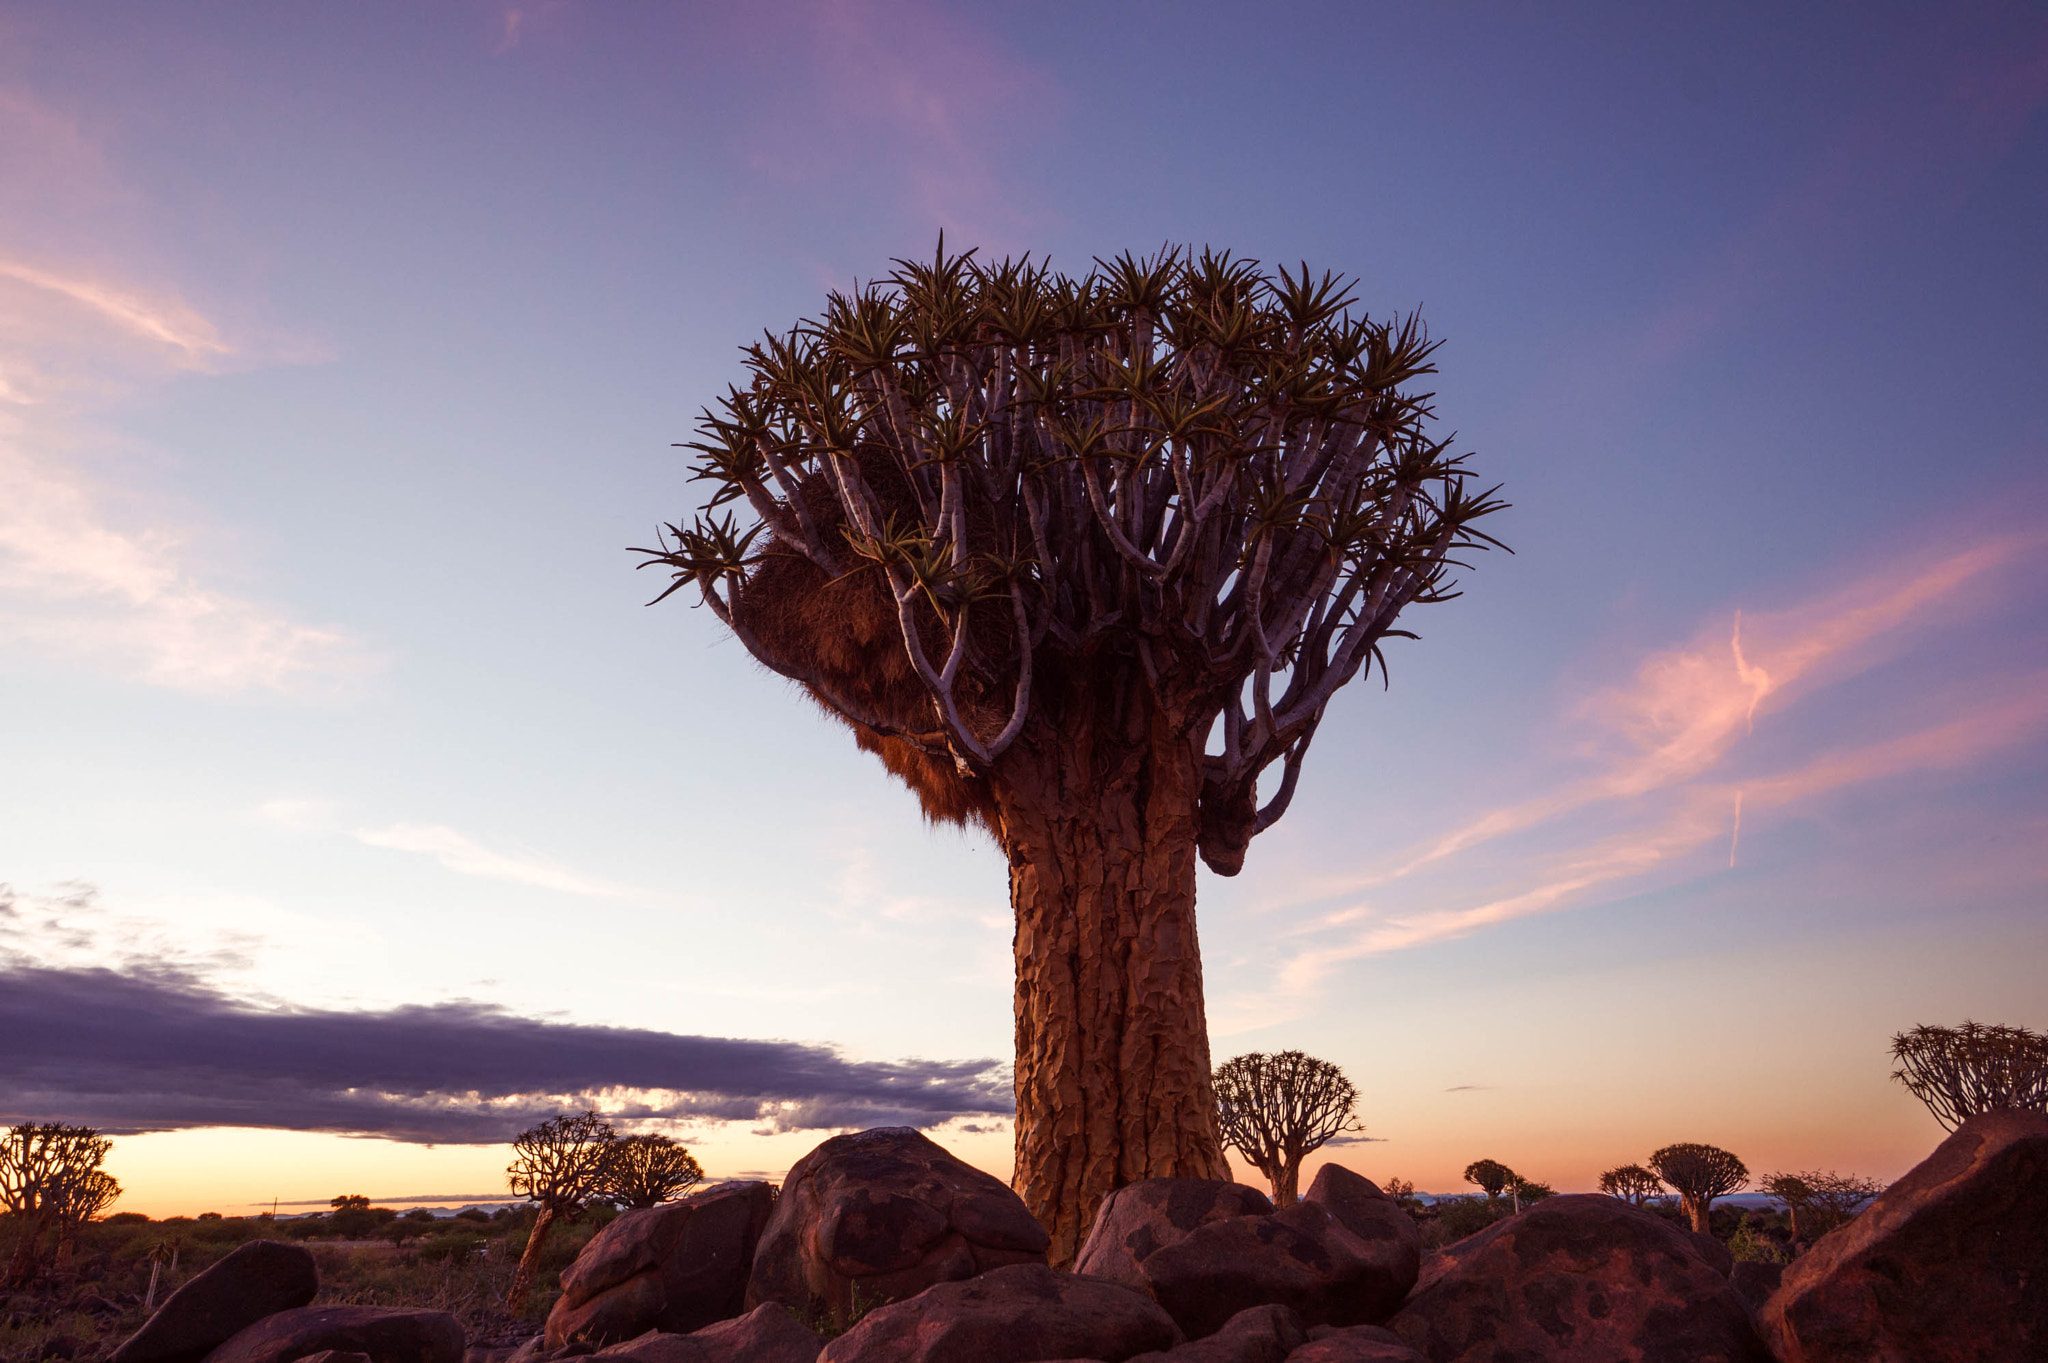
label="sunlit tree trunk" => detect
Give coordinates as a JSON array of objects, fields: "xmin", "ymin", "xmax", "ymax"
[
  {"xmin": 505, "ymin": 1205, "xmax": 557, "ymax": 1316},
  {"xmin": 998, "ymin": 694, "xmax": 1229, "ymax": 1266},
  {"xmin": 1275, "ymin": 1156, "xmax": 1303, "ymax": 1208},
  {"xmin": 1682, "ymin": 1195, "xmax": 1710, "ymax": 1234}
]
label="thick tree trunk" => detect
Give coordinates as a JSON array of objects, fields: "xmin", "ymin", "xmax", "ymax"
[
  {"xmin": 1682, "ymin": 1194, "xmax": 1710, "ymax": 1234},
  {"xmin": 997, "ymin": 701, "xmax": 1230, "ymax": 1267},
  {"xmin": 1275, "ymin": 1157, "xmax": 1302, "ymax": 1208},
  {"xmin": 505, "ymin": 1205, "xmax": 556, "ymax": 1317},
  {"xmin": 1, "ymin": 1211, "xmax": 48, "ymax": 1289}
]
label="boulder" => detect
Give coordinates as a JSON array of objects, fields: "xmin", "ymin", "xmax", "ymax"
[
  {"xmin": 1289, "ymin": 1326, "xmax": 1425, "ymax": 1362},
  {"xmin": 1298, "ymin": 1167, "xmax": 1421, "ymax": 1311},
  {"xmin": 298, "ymin": 1354, "xmax": 373, "ymax": 1363},
  {"xmin": 112, "ymin": 1241, "xmax": 319, "ymax": 1363},
  {"xmin": 1072, "ymin": 1179, "xmax": 1274, "ymax": 1290},
  {"xmin": 588, "ymin": 1303, "xmax": 823, "ymax": 1363},
  {"xmin": 746, "ymin": 1128, "xmax": 1049, "ymax": 1328},
  {"xmin": 1122, "ymin": 1200, "xmax": 1411, "ymax": 1338},
  {"xmin": 1727, "ymin": 1261, "xmax": 1782, "ymax": 1315},
  {"xmin": 1761, "ymin": 1109, "xmax": 2048, "ymax": 1363},
  {"xmin": 202, "ymin": 1307, "xmax": 464, "ymax": 1363},
  {"xmin": 1388, "ymin": 1195, "xmax": 1770, "ymax": 1362},
  {"xmin": 1125, "ymin": 1304, "xmax": 1305, "ymax": 1362},
  {"xmin": 817, "ymin": 1263, "xmax": 1180, "ymax": 1363},
  {"xmin": 548, "ymin": 1182, "xmax": 775, "ymax": 1347},
  {"xmin": 1688, "ymin": 1231, "xmax": 1734, "ymax": 1278}
]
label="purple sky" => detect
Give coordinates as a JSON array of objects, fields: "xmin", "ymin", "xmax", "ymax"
[{"xmin": 1, "ymin": 1, "xmax": 2043, "ymax": 1213}]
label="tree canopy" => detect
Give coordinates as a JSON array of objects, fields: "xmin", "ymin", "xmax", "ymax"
[
  {"xmin": 600, "ymin": 1132, "xmax": 705, "ymax": 1210},
  {"xmin": 1462, "ymin": 1159, "xmax": 1516, "ymax": 1200},
  {"xmin": 1597, "ymin": 1163, "xmax": 1666, "ymax": 1207},
  {"xmin": 1212, "ymin": 1050, "xmax": 1364, "ymax": 1206},
  {"xmin": 1649, "ymin": 1142, "xmax": 1747, "ymax": 1233},
  {"xmin": 1890, "ymin": 1021, "xmax": 2048, "ymax": 1131},
  {"xmin": 637, "ymin": 242, "xmax": 1505, "ymax": 874}
]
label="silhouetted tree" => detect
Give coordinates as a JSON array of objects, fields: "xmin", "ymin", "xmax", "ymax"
[
  {"xmin": 1760, "ymin": 1169, "xmax": 1883, "ymax": 1241},
  {"xmin": 1890, "ymin": 1021, "xmax": 2048, "ymax": 1131},
  {"xmin": 599, "ymin": 1133, "xmax": 705, "ymax": 1210},
  {"xmin": 1212, "ymin": 1050, "xmax": 1364, "ymax": 1206},
  {"xmin": 636, "ymin": 244, "xmax": 1505, "ymax": 1260},
  {"xmin": 1462, "ymin": 1159, "xmax": 1515, "ymax": 1201},
  {"xmin": 0, "ymin": 1124, "xmax": 114, "ymax": 1288},
  {"xmin": 50, "ymin": 1166, "xmax": 121, "ymax": 1261},
  {"xmin": 1650, "ymin": 1143, "xmax": 1746, "ymax": 1234},
  {"xmin": 1598, "ymin": 1163, "xmax": 1666, "ymax": 1207},
  {"xmin": 505, "ymin": 1112, "xmax": 616, "ymax": 1314}
]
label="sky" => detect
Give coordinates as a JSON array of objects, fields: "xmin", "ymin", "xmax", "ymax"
[{"xmin": 2, "ymin": 1, "xmax": 2044, "ymax": 1217}]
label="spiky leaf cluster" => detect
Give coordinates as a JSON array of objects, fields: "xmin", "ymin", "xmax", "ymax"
[
  {"xmin": 638, "ymin": 244, "xmax": 1504, "ymax": 869},
  {"xmin": 1649, "ymin": 1143, "xmax": 1747, "ymax": 1203},
  {"xmin": 1213, "ymin": 1049, "xmax": 1363, "ymax": 1170},
  {"xmin": 1598, "ymin": 1163, "xmax": 1665, "ymax": 1206},
  {"xmin": 1890, "ymin": 1021, "xmax": 2048, "ymax": 1131}
]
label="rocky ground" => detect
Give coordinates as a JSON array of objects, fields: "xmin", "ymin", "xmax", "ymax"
[{"xmin": 9, "ymin": 1109, "xmax": 2044, "ymax": 1363}]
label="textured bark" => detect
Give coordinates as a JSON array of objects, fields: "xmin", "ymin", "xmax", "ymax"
[
  {"xmin": 1682, "ymin": 1195, "xmax": 1711, "ymax": 1235},
  {"xmin": 997, "ymin": 695, "xmax": 1229, "ymax": 1267},
  {"xmin": 1276, "ymin": 1159, "xmax": 1303, "ymax": 1209},
  {"xmin": 506, "ymin": 1205, "xmax": 557, "ymax": 1317}
]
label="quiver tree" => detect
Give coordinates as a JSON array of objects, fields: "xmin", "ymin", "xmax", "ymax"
[
  {"xmin": 1649, "ymin": 1143, "xmax": 1746, "ymax": 1234},
  {"xmin": 505, "ymin": 1112, "xmax": 616, "ymax": 1314},
  {"xmin": 636, "ymin": 244, "xmax": 1504, "ymax": 1262},
  {"xmin": 0, "ymin": 1123, "xmax": 113, "ymax": 1288},
  {"xmin": 1598, "ymin": 1163, "xmax": 1665, "ymax": 1207},
  {"xmin": 1462, "ymin": 1159, "xmax": 1515, "ymax": 1201},
  {"xmin": 1212, "ymin": 1050, "xmax": 1365, "ymax": 1206},
  {"xmin": 49, "ymin": 1166, "xmax": 121, "ymax": 1261},
  {"xmin": 600, "ymin": 1133, "xmax": 705, "ymax": 1209},
  {"xmin": 1890, "ymin": 1021, "xmax": 2048, "ymax": 1131},
  {"xmin": 1760, "ymin": 1169, "xmax": 1883, "ymax": 1241}
]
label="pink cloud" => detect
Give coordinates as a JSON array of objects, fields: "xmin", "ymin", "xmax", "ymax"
[{"xmin": 1237, "ymin": 518, "xmax": 2048, "ymax": 1004}]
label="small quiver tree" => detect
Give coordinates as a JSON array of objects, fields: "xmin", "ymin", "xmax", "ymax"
[
  {"xmin": 1890, "ymin": 1021, "xmax": 2048, "ymax": 1131},
  {"xmin": 50, "ymin": 1166, "xmax": 120, "ymax": 1261},
  {"xmin": 636, "ymin": 244, "xmax": 1505, "ymax": 1262},
  {"xmin": 505, "ymin": 1112, "xmax": 617, "ymax": 1315},
  {"xmin": 1212, "ymin": 1050, "xmax": 1364, "ymax": 1206},
  {"xmin": 599, "ymin": 1133, "xmax": 705, "ymax": 1210},
  {"xmin": 1598, "ymin": 1163, "xmax": 1666, "ymax": 1207},
  {"xmin": 1761, "ymin": 1169, "xmax": 1883, "ymax": 1242},
  {"xmin": 1462, "ymin": 1159, "xmax": 1515, "ymax": 1201},
  {"xmin": 1649, "ymin": 1143, "xmax": 1746, "ymax": 1234},
  {"xmin": 0, "ymin": 1124, "xmax": 114, "ymax": 1288}
]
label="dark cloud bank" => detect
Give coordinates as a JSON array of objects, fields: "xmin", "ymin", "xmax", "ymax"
[{"xmin": 0, "ymin": 963, "xmax": 1011, "ymax": 1143}]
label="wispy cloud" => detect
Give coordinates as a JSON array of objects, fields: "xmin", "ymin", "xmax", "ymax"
[
  {"xmin": 1244, "ymin": 523, "xmax": 2048, "ymax": 1001},
  {"xmin": 352, "ymin": 822, "xmax": 646, "ymax": 900},
  {"xmin": 1361, "ymin": 532, "xmax": 2039, "ymax": 889},
  {"xmin": 0, "ymin": 259, "xmax": 233, "ymax": 368},
  {"xmin": 0, "ymin": 88, "xmax": 361, "ymax": 695}
]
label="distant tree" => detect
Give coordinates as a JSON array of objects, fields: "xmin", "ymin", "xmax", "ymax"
[
  {"xmin": 331, "ymin": 1194, "xmax": 372, "ymax": 1211},
  {"xmin": 1760, "ymin": 1169, "xmax": 1883, "ymax": 1241},
  {"xmin": 50, "ymin": 1166, "xmax": 121, "ymax": 1260},
  {"xmin": 505, "ymin": 1112, "xmax": 617, "ymax": 1315},
  {"xmin": 1462, "ymin": 1159, "xmax": 1516, "ymax": 1201},
  {"xmin": 1599, "ymin": 1163, "xmax": 1666, "ymax": 1207},
  {"xmin": 1649, "ymin": 1143, "xmax": 1747, "ymax": 1234},
  {"xmin": 1213, "ymin": 1051, "xmax": 1365, "ymax": 1206},
  {"xmin": 1508, "ymin": 1176, "xmax": 1554, "ymax": 1205},
  {"xmin": 0, "ymin": 1123, "xmax": 114, "ymax": 1288},
  {"xmin": 599, "ymin": 1133, "xmax": 705, "ymax": 1210},
  {"xmin": 636, "ymin": 245, "xmax": 1506, "ymax": 1262},
  {"xmin": 1757, "ymin": 1172, "xmax": 1815, "ymax": 1238},
  {"xmin": 1890, "ymin": 1021, "xmax": 2048, "ymax": 1131}
]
